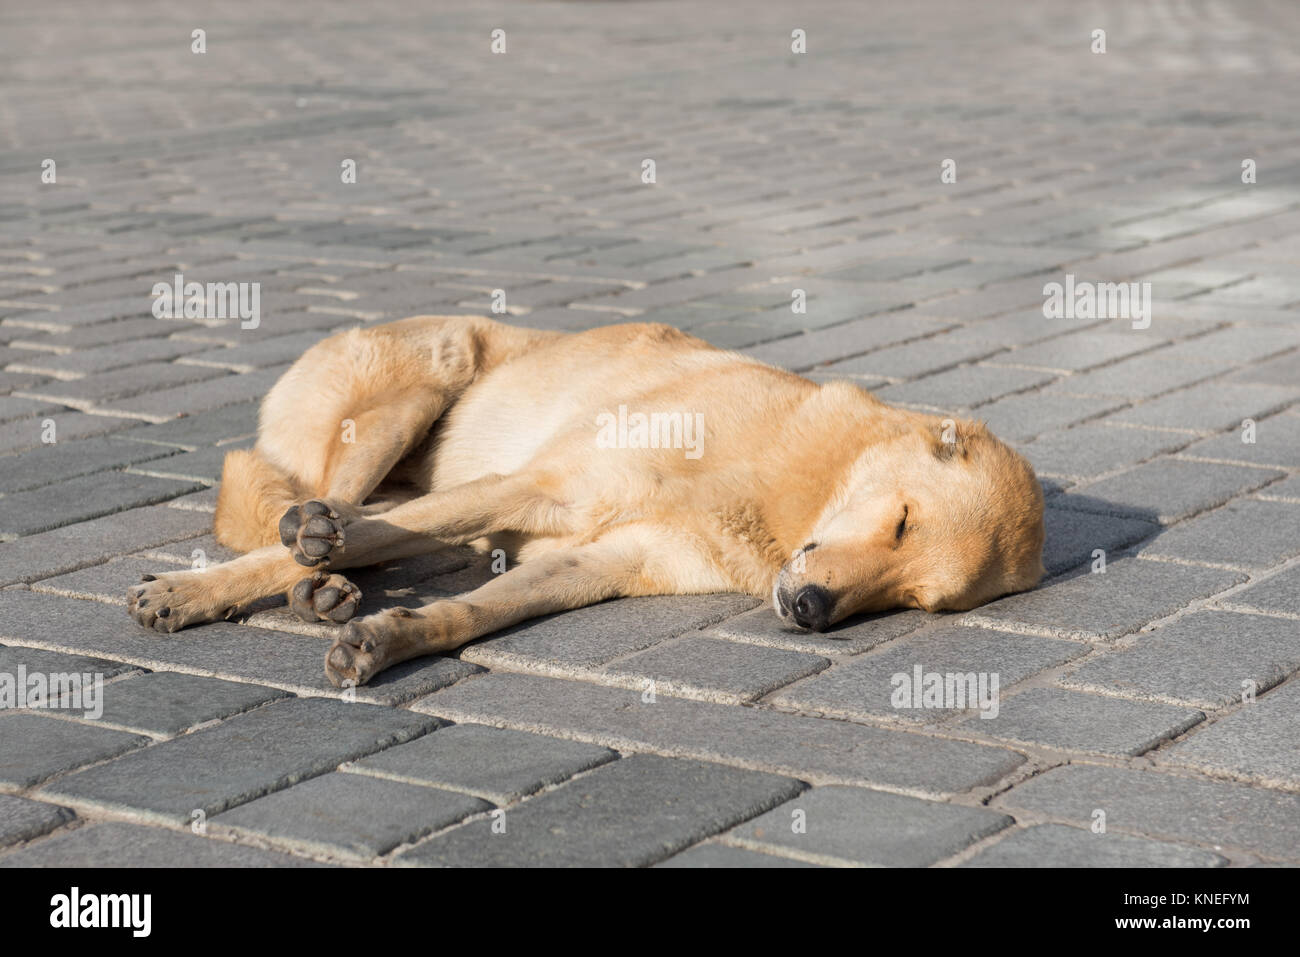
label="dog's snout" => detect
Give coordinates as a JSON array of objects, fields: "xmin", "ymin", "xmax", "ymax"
[{"xmin": 790, "ymin": 584, "xmax": 831, "ymax": 631}]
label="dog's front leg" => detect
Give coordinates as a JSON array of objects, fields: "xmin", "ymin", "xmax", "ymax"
[
  {"xmin": 323, "ymin": 528, "xmax": 650, "ymax": 687},
  {"xmin": 128, "ymin": 545, "xmax": 340, "ymax": 631}
]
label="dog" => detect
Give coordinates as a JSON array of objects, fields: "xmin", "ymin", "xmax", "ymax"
[{"xmin": 127, "ymin": 315, "xmax": 1046, "ymax": 687}]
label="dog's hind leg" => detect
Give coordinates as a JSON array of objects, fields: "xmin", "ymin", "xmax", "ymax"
[
  {"xmin": 275, "ymin": 470, "xmax": 575, "ymax": 569},
  {"xmin": 268, "ymin": 316, "xmax": 561, "ymax": 564},
  {"xmin": 323, "ymin": 526, "xmax": 661, "ymax": 687},
  {"xmin": 138, "ymin": 316, "xmax": 562, "ymax": 632}
]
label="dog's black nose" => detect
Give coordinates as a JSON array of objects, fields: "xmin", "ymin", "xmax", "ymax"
[{"xmin": 790, "ymin": 585, "xmax": 831, "ymax": 631}]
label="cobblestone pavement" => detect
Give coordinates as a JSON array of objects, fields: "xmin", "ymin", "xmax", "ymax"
[{"xmin": 1, "ymin": 0, "xmax": 1298, "ymax": 867}]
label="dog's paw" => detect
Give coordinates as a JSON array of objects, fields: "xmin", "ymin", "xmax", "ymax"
[
  {"xmin": 324, "ymin": 618, "xmax": 384, "ymax": 687},
  {"xmin": 278, "ymin": 500, "xmax": 345, "ymax": 567},
  {"xmin": 323, "ymin": 608, "xmax": 417, "ymax": 687},
  {"xmin": 127, "ymin": 571, "xmax": 232, "ymax": 633},
  {"xmin": 289, "ymin": 571, "xmax": 361, "ymax": 624}
]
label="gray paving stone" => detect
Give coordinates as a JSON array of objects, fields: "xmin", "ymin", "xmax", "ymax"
[
  {"xmin": 704, "ymin": 604, "xmax": 927, "ymax": 655},
  {"xmin": 0, "ymin": 713, "xmax": 149, "ymax": 788},
  {"xmin": 967, "ymin": 557, "xmax": 1244, "ymax": 640},
  {"xmin": 0, "ymin": 436, "xmax": 177, "ymax": 494},
  {"xmin": 8, "ymin": 336, "xmax": 212, "ymax": 377},
  {"xmin": 1103, "ymin": 383, "xmax": 1300, "ymax": 433},
  {"xmin": 96, "ymin": 365, "xmax": 288, "ymax": 421},
  {"xmin": 655, "ymin": 842, "xmax": 821, "ymax": 868},
  {"xmin": 728, "ymin": 785, "xmax": 1013, "ymax": 867},
  {"xmin": 1057, "ymin": 458, "xmax": 1282, "ymax": 524},
  {"xmin": 1181, "ymin": 411, "xmax": 1300, "ymax": 468},
  {"xmin": 0, "ymin": 371, "xmax": 58, "ymax": 403},
  {"xmin": 1042, "ymin": 354, "xmax": 1229, "ymax": 400},
  {"xmin": 0, "ymin": 590, "xmax": 482, "ymax": 705},
  {"xmin": 1019, "ymin": 423, "xmax": 1189, "ymax": 480},
  {"xmin": 678, "ymin": 318, "xmax": 773, "ymax": 349},
  {"xmin": 0, "ymin": 409, "xmax": 137, "ymax": 454},
  {"xmin": 177, "ymin": 329, "xmax": 331, "ymax": 371},
  {"xmin": 1218, "ymin": 565, "xmax": 1300, "ymax": 618},
  {"xmin": 414, "ymin": 554, "xmax": 498, "ymax": 598},
  {"xmin": 992, "ymin": 764, "xmax": 1300, "ymax": 861},
  {"xmin": 601, "ymin": 636, "xmax": 829, "ymax": 703},
  {"xmin": 1156, "ymin": 326, "xmax": 1300, "ymax": 363},
  {"xmin": 118, "ymin": 400, "xmax": 259, "ymax": 450},
  {"xmin": 771, "ymin": 626, "xmax": 1084, "ymax": 723},
  {"xmin": 214, "ymin": 771, "xmax": 490, "ymax": 858},
  {"xmin": 0, "ymin": 644, "xmax": 139, "ymax": 681},
  {"xmin": 346, "ymin": 723, "xmax": 617, "ymax": 805},
  {"xmin": 164, "ymin": 486, "xmax": 220, "ymax": 512},
  {"xmin": 819, "ymin": 335, "xmax": 1005, "ymax": 380},
  {"xmin": 457, "ymin": 594, "xmax": 760, "ymax": 672},
  {"xmin": 821, "ymin": 255, "xmax": 972, "ymax": 282},
  {"xmin": 1062, "ymin": 610, "xmax": 1300, "ymax": 709},
  {"xmin": 580, "ymin": 272, "xmax": 760, "ymax": 312},
  {"xmin": 1160, "ymin": 679, "xmax": 1300, "ymax": 788},
  {"xmin": 132, "ymin": 532, "xmax": 240, "ymax": 566},
  {"xmin": 10, "ymin": 317, "xmax": 207, "ymax": 351},
  {"xmin": 1254, "ymin": 473, "xmax": 1300, "ymax": 501},
  {"xmin": 741, "ymin": 314, "xmax": 953, "ymax": 370},
  {"xmin": 125, "ymin": 442, "xmax": 248, "ymax": 484},
  {"xmin": 63, "ymin": 671, "xmax": 289, "ymax": 736},
  {"xmin": 0, "ymin": 395, "xmax": 62, "ymax": 424},
  {"xmin": 397, "ymin": 753, "xmax": 804, "ymax": 868},
  {"xmin": 874, "ymin": 364, "xmax": 1054, "ymax": 410},
  {"xmin": 415, "ymin": 673, "xmax": 1026, "ymax": 797},
  {"xmin": 1041, "ymin": 506, "xmax": 1160, "ymax": 576},
  {"xmin": 33, "ymin": 556, "xmax": 186, "ymax": 601},
  {"xmin": 0, "ymin": 794, "xmax": 75, "ymax": 847},
  {"xmin": 987, "ymin": 331, "xmax": 1157, "ymax": 372},
  {"xmin": 973, "ymin": 393, "xmax": 1125, "ymax": 444},
  {"xmin": 1140, "ymin": 498, "xmax": 1300, "ymax": 569},
  {"xmin": 18, "ymin": 361, "xmax": 227, "ymax": 404},
  {"xmin": 960, "ymin": 824, "xmax": 1227, "ymax": 867},
  {"xmin": 41, "ymin": 697, "xmax": 440, "ymax": 824},
  {"xmin": 0, "ymin": 821, "xmax": 325, "ymax": 867},
  {"xmin": 0, "ymin": 504, "xmax": 206, "ymax": 587},
  {"xmin": 0, "ymin": 470, "xmax": 202, "ymax": 538},
  {"xmin": 948, "ymin": 308, "xmax": 1100, "ymax": 346},
  {"xmin": 957, "ymin": 687, "xmax": 1203, "ymax": 756},
  {"xmin": 1228, "ymin": 349, "xmax": 1300, "ymax": 387}
]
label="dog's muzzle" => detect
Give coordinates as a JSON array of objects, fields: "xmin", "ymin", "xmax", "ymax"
[{"xmin": 774, "ymin": 582, "xmax": 832, "ymax": 632}]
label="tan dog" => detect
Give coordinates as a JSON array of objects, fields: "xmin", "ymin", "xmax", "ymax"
[{"xmin": 127, "ymin": 315, "xmax": 1046, "ymax": 687}]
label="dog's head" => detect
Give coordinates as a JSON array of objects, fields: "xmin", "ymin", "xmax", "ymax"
[{"xmin": 773, "ymin": 412, "xmax": 1045, "ymax": 631}]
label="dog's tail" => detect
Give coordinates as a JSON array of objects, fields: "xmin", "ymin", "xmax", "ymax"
[{"xmin": 213, "ymin": 448, "xmax": 303, "ymax": 553}]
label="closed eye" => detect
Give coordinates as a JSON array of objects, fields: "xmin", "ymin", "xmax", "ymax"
[{"xmin": 895, "ymin": 505, "xmax": 909, "ymax": 542}]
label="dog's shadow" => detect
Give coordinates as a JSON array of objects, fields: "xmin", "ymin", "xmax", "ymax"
[{"xmin": 1036, "ymin": 487, "xmax": 1165, "ymax": 586}]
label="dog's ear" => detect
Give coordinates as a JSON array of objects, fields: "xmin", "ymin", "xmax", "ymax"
[{"xmin": 933, "ymin": 418, "xmax": 968, "ymax": 460}]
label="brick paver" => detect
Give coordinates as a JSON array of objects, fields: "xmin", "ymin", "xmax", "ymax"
[{"xmin": 1, "ymin": 0, "xmax": 1298, "ymax": 866}]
